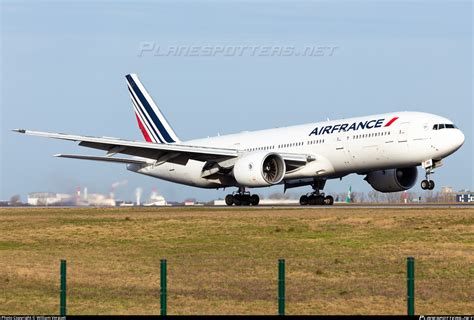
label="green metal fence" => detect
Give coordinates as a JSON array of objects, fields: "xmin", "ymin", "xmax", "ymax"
[
  {"xmin": 407, "ymin": 257, "xmax": 415, "ymax": 316},
  {"xmin": 59, "ymin": 259, "xmax": 66, "ymax": 316},
  {"xmin": 278, "ymin": 259, "xmax": 285, "ymax": 316},
  {"xmin": 56, "ymin": 257, "xmax": 417, "ymax": 315},
  {"xmin": 160, "ymin": 259, "xmax": 168, "ymax": 316}
]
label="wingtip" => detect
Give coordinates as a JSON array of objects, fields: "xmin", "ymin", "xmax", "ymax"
[{"xmin": 12, "ymin": 129, "xmax": 26, "ymax": 133}]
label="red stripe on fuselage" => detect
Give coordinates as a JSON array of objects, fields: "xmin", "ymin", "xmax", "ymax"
[
  {"xmin": 384, "ymin": 117, "xmax": 399, "ymax": 127},
  {"xmin": 135, "ymin": 113, "xmax": 153, "ymax": 142}
]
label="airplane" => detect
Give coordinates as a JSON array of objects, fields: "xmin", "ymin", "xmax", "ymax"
[{"xmin": 14, "ymin": 74, "xmax": 465, "ymax": 206}]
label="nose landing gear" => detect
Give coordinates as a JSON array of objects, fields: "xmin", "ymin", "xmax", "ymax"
[
  {"xmin": 225, "ymin": 187, "xmax": 260, "ymax": 206},
  {"xmin": 421, "ymin": 160, "xmax": 435, "ymax": 190},
  {"xmin": 421, "ymin": 179, "xmax": 435, "ymax": 190}
]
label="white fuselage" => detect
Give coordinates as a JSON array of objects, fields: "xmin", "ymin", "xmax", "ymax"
[{"xmin": 129, "ymin": 111, "xmax": 464, "ymax": 189}]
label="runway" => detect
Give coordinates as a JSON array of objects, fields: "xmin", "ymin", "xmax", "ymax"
[
  {"xmin": 1, "ymin": 203, "xmax": 472, "ymax": 210},
  {"xmin": 200, "ymin": 203, "xmax": 474, "ymax": 209}
]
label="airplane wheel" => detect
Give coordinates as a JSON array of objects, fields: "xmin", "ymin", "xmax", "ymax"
[
  {"xmin": 421, "ymin": 180, "xmax": 429, "ymax": 190},
  {"xmin": 300, "ymin": 195, "xmax": 308, "ymax": 206},
  {"xmin": 308, "ymin": 195, "xmax": 324, "ymax": 206},
  {"xmin": 316, "ymin": 196, "xmax": 325, "ymax": 205},
  {"xmin": 250, "ymin": 194, "xmax": 260, "ymax": 206},
  {"xmin": 233, "ymin": 194, "xmax": 242, "ymax": 206},
  {"xmin": 428, "ymin": 180, "xmax": 435, "ymax": 190},
  {"xmin": 324, "ymin": 195, "xmax": 334, "ymax": 206},
  {"xmin": 225, "ymin": 194, "xmax": 234, "ymax": 206}
]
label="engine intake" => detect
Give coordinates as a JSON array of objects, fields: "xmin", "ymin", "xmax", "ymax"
[
  {"xmin": 365, "ymin": 167, "xmax": 418, "ymax": 193},
  {"xmin": 233, "ymin": 152, "xmax": 286, "ymax": 187}
]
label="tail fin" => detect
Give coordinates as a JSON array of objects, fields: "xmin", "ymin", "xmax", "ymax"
[{"xmin": 125, "ymin": 74, "xmax": 180, "ymax": 144}]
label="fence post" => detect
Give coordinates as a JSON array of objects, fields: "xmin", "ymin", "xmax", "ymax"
[
  {"xmin": 60, "ymin": 259, "xmax": 67, "ymax": 316},
  {"xmin": 407, "ymin": 257, "xmax": 415, "ymax": 315},
  {"xmin": 160, "ymin": 259, "xmax": 167, "ymax": 316},
  {"xmin": 278, "ymin": 259, "xmax": 285, "ymax": 315}
]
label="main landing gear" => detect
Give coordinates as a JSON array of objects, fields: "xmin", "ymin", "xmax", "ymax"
[
  {"xmin": 299, "ymin": 193, "xmax": 334, "ymax": 206},
  {"xmin": 421, "ymin": 160, "xmax": 435, "ymax": 190},
  {"xmin": 299, "ymin": 179, "xmax": 334, "ymax": 206},
  {"xmin": 225, "ymin": 187, "xmax": 260, "ymax": 206}
]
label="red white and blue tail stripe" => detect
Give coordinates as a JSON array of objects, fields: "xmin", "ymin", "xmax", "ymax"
[{"xmin": 126, "ymin": 74, "xmax": 180, "ymax": 144}]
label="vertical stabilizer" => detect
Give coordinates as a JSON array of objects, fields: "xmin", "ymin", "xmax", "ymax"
[{"xmin": 125, "ymin": 74, "xmax": 180, "ymax": 144}]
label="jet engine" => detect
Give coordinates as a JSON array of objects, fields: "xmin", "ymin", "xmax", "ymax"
[
  {"xmin": 233, "ymin": 152, "xmax": 286, "ymax": 187},
  {"xmin": 365, "ymin": 167, "xmax": 418, "ymax": 193}
]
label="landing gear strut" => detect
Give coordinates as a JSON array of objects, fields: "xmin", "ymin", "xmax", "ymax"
[
  {"xmin": 421, "ymin": 160, "xmax": 435, "ymax": 190},
  {"xmin": 299, "ymin": 180, "xmax": 334, "ymax": 206},
  {"xmin": 225, "ymin": 187, "xmax": 260, "ymax": 206}
]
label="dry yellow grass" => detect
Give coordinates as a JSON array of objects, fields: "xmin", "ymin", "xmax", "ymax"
[{"xmin": 0, "ymin": 207, "xmax": 472, "ymax": 315}]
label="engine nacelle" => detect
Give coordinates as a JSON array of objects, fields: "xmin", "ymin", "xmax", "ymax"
[
  {"xmin": 365, "ymin": 167, "xmax": 418, "ymax": 193},
  {"xmin": 233, "ymin": 152, "xmax": 286, "ymax": 187}
]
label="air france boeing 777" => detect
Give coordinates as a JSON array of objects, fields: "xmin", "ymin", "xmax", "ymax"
[{"xmin": 14, "ymin": 74, "xmax": 465, "ymax": 206}]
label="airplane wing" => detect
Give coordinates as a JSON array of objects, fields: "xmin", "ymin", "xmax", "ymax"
[
  {"xmin": 13, "ymin": 129, "xmax": 239, "ymax": 162},
  {"xmin": 14, "ymin": 129, "xmax": 314, "ymax": 173}
]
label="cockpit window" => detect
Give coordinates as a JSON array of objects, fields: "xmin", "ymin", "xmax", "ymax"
[{"xmin": 433, "ymin": 123, "xmax": 457, "ymax": 130}]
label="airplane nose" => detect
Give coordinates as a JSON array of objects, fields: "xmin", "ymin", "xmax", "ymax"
[{"xmin": 454, "ymin": 129, "xmax": 465, "ymax": 149}]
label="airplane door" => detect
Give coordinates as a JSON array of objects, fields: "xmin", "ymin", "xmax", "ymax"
[
  {"xmin": 335, "ymin": 135, "xmax": 351, "ymax": 168},
  {"xmin": 397, "ymin": 122, "xmax": 410, "ymax": 151}
]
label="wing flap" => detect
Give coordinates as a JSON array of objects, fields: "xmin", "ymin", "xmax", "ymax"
[{"xmin": 54, "ymin": 154, "xmax": 149, "ymax": 164}]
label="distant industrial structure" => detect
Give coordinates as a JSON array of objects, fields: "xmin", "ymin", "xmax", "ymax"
[
  {"xmin": 456, "ymin": 192, "xmax": 474, "ymax": 203},
  {"xmin": 144, "ymin": 189, "xmax": 167, "ymax": 206},
  {"xmin": 2, "ymin": 185, "xmax": 472, "ymax": 207},
  {"xmin": 439, "ymin": 187, "xmax": 473, "ymax": 203},
  {"xmin": 27, "ymin": 192, "xmax": 74, "ymax": 206},
  {"xmin": 24, "ymin": 184, "xmax": 168, "ymax": 207}
]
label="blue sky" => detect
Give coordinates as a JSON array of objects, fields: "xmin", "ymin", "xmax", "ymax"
[{"xmin": 1, "ymin": 1, "xmax": 472, "ymax": 202}]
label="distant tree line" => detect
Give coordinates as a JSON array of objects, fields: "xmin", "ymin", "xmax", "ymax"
[{"xmin": 265, "ymin": 190, "xmax": 458, "ymax": 204}]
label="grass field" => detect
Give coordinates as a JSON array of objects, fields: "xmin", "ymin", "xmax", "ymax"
[{"xmin": 0, "ymin": 207, "xmax": 472, "ymax": 315}]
